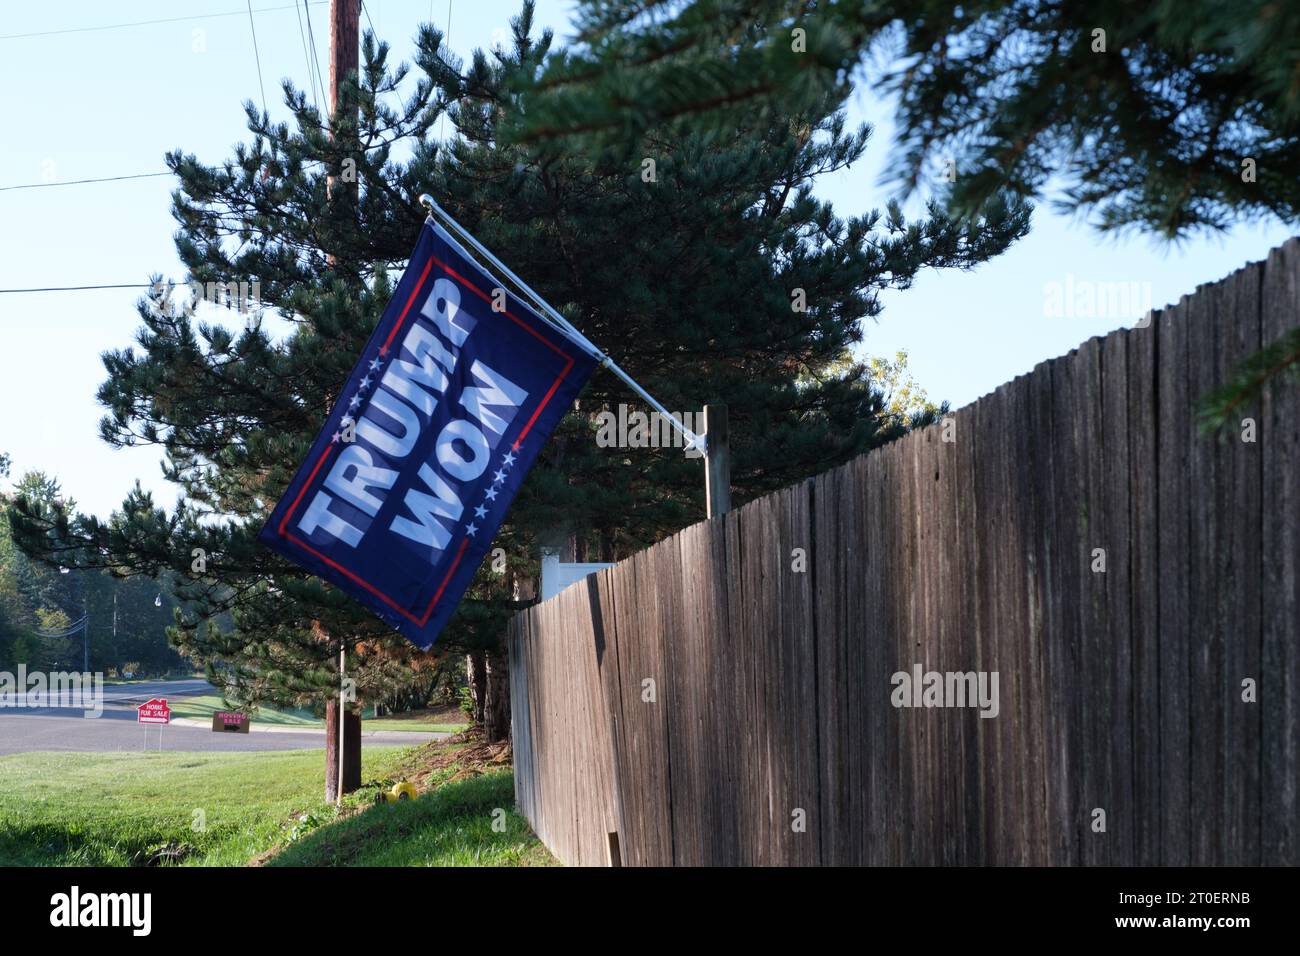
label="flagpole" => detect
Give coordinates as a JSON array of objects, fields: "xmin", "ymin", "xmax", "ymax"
[{"xmin": 418, "ymin": 194, "xmax": 707, "ymax": 456}]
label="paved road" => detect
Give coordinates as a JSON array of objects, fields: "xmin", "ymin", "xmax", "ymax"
[{"xmin": 0, "ymin": 678, "xmax": 445, "ymax": 754}]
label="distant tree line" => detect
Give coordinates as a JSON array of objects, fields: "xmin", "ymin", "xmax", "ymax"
[{"xmin": 0, "ymin": 464, "xmax": 185, "ymax": 676}]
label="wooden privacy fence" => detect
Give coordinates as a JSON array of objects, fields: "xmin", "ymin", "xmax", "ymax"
[{"xmin": 507, "ymin": 240, "xmax": 1300, "ymax": 866}]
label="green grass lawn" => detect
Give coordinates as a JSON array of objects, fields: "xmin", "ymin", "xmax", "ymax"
[
  {"xmin": 101, "ymin": 672, "xmax": 204, "ymax": 685},
  {"xmin": 269, "ymin": 768, "xmax": 555, "ymax": 866},
  {"xmin": 0, "ymin": 743, "xmax": 553, "ymax": 867},
  {"xmin": 167, "ymin": 694, "xmax": 468, "ymax": 734},
  {"xmin": 362, "ymin": 713, "xmax": 469, "ymax": 734},
  {"xmin": 168, "ymin": 693, "xmax": 320, "ymax": 727},
  {"xmin": 0, "ymin": 748, "xmax": 406, "ymax": 866}
]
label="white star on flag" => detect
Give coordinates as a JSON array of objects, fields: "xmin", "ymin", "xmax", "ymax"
[
  {"xmin": 484, "ymin": 487, "xmax": 498, "ymax": 502},
  {"xmin": 502, "ymin": 451, "xmax": 516, "ymax": 466},
  {"xmin": 368, "ymin": 358, "xmax": 381, "ymax": 371},
  {"xmin": 493, "ymin": 469, "xmax": 506, "ymax": 483},
  {"xmin": 465, "ymin": 523, "xmax": 478, "ymax": 536},
  {"xmin": 474, "ymin": 504, "xmax": 488, "ymax": 519}
]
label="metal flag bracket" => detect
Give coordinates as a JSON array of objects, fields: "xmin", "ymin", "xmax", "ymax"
[{"xmin": 417, "ymin": 193, "xmax": 706, "ymax": 457}]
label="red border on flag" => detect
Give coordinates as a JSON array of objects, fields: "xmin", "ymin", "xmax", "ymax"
[{"xmin": 276, "ymin": 252, "xmax": 579, "ymax": 626}]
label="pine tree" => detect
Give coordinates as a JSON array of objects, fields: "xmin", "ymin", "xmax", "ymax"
[
  {"xmin": 9, "ymin": 26, "xmax": 452, "ymax": 795},
  {"xmin": 515, "ymin": 0, "xmax": 1300, "ymax": 237},
  {"xmin": 428, "ymin": 2, "xmax": 1027, "ymax": 543},
  {"xmin": 8, "ymin": 3, "xmax": 1027, "ymax": 758},
  {"xmin": 512, "ymin": 0, "xmax": 1300, "ymax": 418}
]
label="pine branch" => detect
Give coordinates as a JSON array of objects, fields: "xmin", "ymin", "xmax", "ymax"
[{"xmin": 1197, "ymin": 327, "xmax": 1300, "ymax": 432}]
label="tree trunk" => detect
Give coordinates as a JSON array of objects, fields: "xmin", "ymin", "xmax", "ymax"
[
  {"xmin": 484, "ymin": 646, "xmax": 510, "ymax": 743},
  {"xmin": 324, "ymin": 699, "xmax": 361, "ymax": 802},
  {"xmin": 466, "ymin": 649, "xmax": 487, "ymax": 725}
]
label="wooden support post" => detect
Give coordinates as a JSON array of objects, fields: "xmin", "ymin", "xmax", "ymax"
[
  {"xmin": 704, "ymin": 403, "xmax": 731, "ymax": 519},
  {"xmin": 337, "ymin": 647, "xmax": 346, "ymax": 805},
  {"xmin": 324, "ymin": 696, "xmax": 362, "ymax": 802}
]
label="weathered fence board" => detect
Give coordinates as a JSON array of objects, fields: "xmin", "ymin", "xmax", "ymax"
[
  {"xmin": 508, "ymin": 242, "xmax": 1300, "ymax": 866},
  {"xmin": 1188, "ymin": 279, "xmax": 1223, "ymax": 866},
  {"xmin": 1101, "ymin": 330, "xmax": 1134, "ymax": 866},
  {"xmin": 813, "ymin": 462, "xmax": 850, "ymax": 863},
  {"xmin": 1223, "ymin": 261, "xmax": 1263, "ymax": 866},
  {"xmin": 1157, "ymin": 296, "xmax": 1192, "ymax": 865},
  {"xmin": 1127, "ymin": 307, "xmax": 1161, "ymax": 865},
  {"xmin": 1261, "ymin": 239, "xmax": 1300, "ymax": 865}
]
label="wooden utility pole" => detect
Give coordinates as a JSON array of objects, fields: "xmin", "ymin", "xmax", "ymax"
[
  {"xmin": 329, "ymin": 0, "xmax": 360, "ymax": 116},
  {"xmin": 323, "ymin": 0, "xmax": 363, "ymax": 805},
  {"xmin": 704, "ymin": 403, "xmax": 731, "ymax": 518},
  {"xmin": 326, "ymin": 0, "xmax": 360, "ymax": 245}
]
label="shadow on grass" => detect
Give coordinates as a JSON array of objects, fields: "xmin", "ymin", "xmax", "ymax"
[
  {"xmin": 0, "ymin": 821, "xmax": 201, "ymax": 867},
  {"xmin": 267, "ymin": 769, "xmax": 555, "ymax": 867}
]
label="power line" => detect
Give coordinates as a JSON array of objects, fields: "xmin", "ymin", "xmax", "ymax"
[
  {"xmin": 35, "ymin": 614, "xmax": 89, "ymax": 640},
  {"xmin": 0, "ymin": 3, "xmax": 376, "ymax": 297},
  {"xmin": 3, "ymin": 4, "xmax": 327, "ymax": 186},
  {"xmin": 2, "ymin": 156, "xmax": 327, "ymax": 195},
  {"xmin": 0, "ymin": 2, "xmax": 326, "ymax": 41},
  {"xmin": 245, "ymin": 1, "xmax": 269, "ymax": 116},
  {"xmin": 0, "ymin": 284, "xmax": 153, "ymax": 294},
  {"xmin": 0, "ymin": 172, "xmax": 171, "ymax": 193},
  {"xmin": 302, "ymin": 0, "xmax": 327, "ymax": 112},
  {"xmin": 293, "ymin": 1, "xmax": 321, "ymax": 112}
]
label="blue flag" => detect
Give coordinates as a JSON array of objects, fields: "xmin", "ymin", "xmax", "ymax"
[{"xmin": 259, "ymin": 220, "xmax": 597, "ymax": 649}]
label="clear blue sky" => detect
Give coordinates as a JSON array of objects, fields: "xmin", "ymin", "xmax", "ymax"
[{"xmin": 1, "ymin": 0, "xmax": 1293, "ymax": 518}]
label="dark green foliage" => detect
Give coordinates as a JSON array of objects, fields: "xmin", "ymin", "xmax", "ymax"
[
  {"xmin": 517, "ymin": 0, "xmax": 1300, "ymax": 239},
  {"xmin": 513, "ymin": 0, "xmax": 1300, "ymax": 434},
  {"xmin": 509, "ymin": 0, "xmax": 878, "ymax": 152},
  {"xmin": 878, "ymin": 0, "xmax": 1300, "ymax": 239}
]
